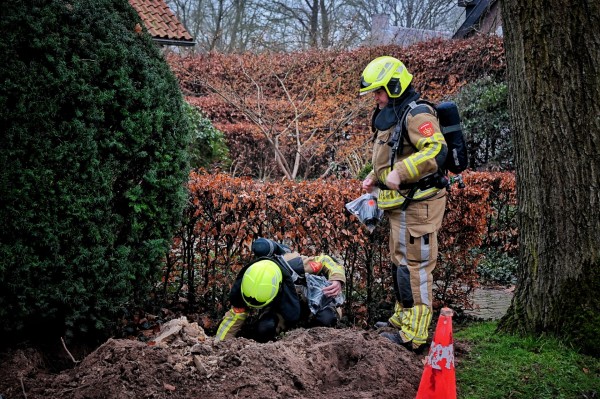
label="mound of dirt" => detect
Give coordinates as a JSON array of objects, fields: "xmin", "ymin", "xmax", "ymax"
[{"xmin": 0, "ymin": 317, "xmax": 429, "ymax": 399}]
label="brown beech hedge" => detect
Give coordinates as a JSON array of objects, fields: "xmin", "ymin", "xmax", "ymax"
[{"xmin": 160, "ymin": 170, "xmax": 516, "ymax": 327}]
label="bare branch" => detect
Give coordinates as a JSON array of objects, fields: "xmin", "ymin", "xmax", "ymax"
[
  {"xmin": 20, "ymin": 377, "xmax": 27, "ymax": 399},
  {"xmin": 61, "ymin": 337, "xmax": 80, "ymax": 364}
]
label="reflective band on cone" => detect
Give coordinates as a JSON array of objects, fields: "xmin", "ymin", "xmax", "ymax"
[{"xmin": 415, "ymin": 307, "xmax": 456, "ymax": 399}]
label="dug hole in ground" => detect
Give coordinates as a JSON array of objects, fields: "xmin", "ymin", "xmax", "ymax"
[{"xmin": 0, "ymin": 288, "xmax": 513, "ymax": 399}]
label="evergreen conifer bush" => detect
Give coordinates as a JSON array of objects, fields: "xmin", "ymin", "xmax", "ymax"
[{"xmin": 0, "ymin": 0, "xmax": 192, "ymax": 343}]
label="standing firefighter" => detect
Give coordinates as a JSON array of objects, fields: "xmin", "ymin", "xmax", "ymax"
[
  {"xmin": 215, "ymin": 238, "xmax": 346, "ymax": 342},
  {"xmin": 360, "ymin": 56, "xmax": 448, "ymax": 353}
]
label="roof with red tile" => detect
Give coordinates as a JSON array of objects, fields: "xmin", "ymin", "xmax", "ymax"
[{"xmin": 129, "ymin": 0, "xmax": 195, "ymax": 46}]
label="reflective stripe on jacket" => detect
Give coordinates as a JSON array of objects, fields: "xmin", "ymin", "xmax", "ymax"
[
  {"xmin": 370, "ymin": 103, "xmax": 447, "ymax": 210},
  {"xmin": 215, "ymin": 253, "xmax": 346, "ymax": 341},
  {"xmin": 215, "ymin": 308, "xmax": 248, "ymax": 341}
]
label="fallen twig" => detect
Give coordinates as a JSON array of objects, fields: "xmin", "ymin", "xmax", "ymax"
[
  {"xmin": 61, "ymin": 337, "xmax": 80, "ymax": 364},
  {"xmin": 20, "ymin": 376, "xmax": 27, "ymax": 399}
]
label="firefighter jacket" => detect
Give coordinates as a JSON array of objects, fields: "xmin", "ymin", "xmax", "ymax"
[
  {"xmin": 215, "ymin": 253, "xmax": 346, "ymax": 341},
  {"xmin": 367, "ymin": 99, "xmax": 448, "ymax": 210}
]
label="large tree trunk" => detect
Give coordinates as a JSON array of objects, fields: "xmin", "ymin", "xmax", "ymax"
[{"xmin": 498, "ymin": 0, "xmax": 600, "ymax": 355}]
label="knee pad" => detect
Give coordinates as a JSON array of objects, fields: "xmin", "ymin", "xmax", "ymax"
[
  {"xmin": 255, "ymin": 312, "xmax": 278, "ymax": 342},
  {"xmin": 312, "ymin": 306, "xmax": 338, "ymax": 327},
  {"xmin": 396, "ymin": 264, "xmax": 414, "ymax": 308}
]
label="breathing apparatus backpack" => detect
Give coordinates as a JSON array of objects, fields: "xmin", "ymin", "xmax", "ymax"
[
  {"xmin": 433, "ymin": 101, "xmax": 468, "ymax": 174},
  {"xmin": 385, "ymin": 100, "xmax": 467, "ymax": 209},
  {"xmin": 251, "ymin": 238, "xmax": 305, "ymax": 283},
  {"xmin": 390, "ymin": 100, "xmax": 468, "ymax": 176}
]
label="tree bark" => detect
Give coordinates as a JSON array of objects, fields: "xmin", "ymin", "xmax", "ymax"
[
  {"xmin": 208, "ymin": 0, "xmax": 225, "ymax": 51},
  {"xmin": 227, "ymin": 0, "xmax": 245, "ymax": 53},
  {"xmin": 498, "ymin": 0, "xmax": 600, "ymax": 355},
  {"xmin": 307, "ymin": 0, "xmax": 319, "ymax": 48},
  {"xmin": 319, "ymin": 0, "xmax": 330, "ymax": 48}
]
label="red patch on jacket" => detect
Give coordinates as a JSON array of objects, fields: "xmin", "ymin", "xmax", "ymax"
[
  {"xmin": 418, "ymin": 121, "xmax": 435, "ymax": 137},
  {"xmin": 308, "ymin": 261, "xmax": 322, "ymax": 273}
]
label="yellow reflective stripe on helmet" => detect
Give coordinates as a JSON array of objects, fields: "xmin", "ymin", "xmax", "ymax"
[
  {"xmin": 215, "ymin": 308, "xmax": 248, "ymax": 341},
  {"xmin": 376, "ymin": 61, "xmax": 395, "ymax": 83}
]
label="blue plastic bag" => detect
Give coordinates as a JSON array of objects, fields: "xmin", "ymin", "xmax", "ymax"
[{"xmin": 305, "ymin": 274, "xmax": 345, "ymax": 315}]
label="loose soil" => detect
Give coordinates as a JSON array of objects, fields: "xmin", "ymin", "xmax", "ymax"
[{"xmin": 0, "ymin": 317, "xmax": 465, "ymax": 399}]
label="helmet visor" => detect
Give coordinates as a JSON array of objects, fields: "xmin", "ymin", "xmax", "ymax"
[
  {"xmin": 359, "ymin": 76, "xmax": 382, "ymax": 95},
  {"xmin": 242, "ymin": 293, "xmax": 271, "ymax": 309},
  {"xmin": 360, "ymin": 59, "xmax": 396, "ymax": 95},
  {"xmin": 359, "ymin": 56, "xmax": 412, "ymax": 98}
]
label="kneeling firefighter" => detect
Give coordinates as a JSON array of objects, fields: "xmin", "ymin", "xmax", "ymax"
[
  {"xmin": 359, "ymin": 56, "xmax": 448, "ymax": 352},
  {"xmin": 215, "ymin": 238, "xmax": 346, "ymax": 342}
]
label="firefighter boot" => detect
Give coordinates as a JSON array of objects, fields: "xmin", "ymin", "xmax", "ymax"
[
  {"xmin": 375, "ymin": 302, "xmax": 403, "ymax": 328},
  {"xmin": 381, "ymin": 331, "xmax": 427, "ymax": 354}
]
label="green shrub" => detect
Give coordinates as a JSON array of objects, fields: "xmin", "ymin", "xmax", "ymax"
[
  {"xmin": 357, "ymin": 162, "xmax": 373, "ymax": 180},
  {"xmin": 453, "ymin": 76, "xmax": 512, "ymax": 170},
  {"xmin": 474, "ymin": 248, "xmax": 518, "ymax": 286},
  {"xmin": 186, "ymin": 103, "xmax": 230, "ymax": 170},
  {"xmin": 0, "ymin": 0, "xmax": 192, "ymax": 344}
]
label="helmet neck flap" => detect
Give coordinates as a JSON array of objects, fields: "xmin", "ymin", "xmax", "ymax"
[{"xmin": 373, "ymin": 85, "xmax": 420, "ymax": 131}]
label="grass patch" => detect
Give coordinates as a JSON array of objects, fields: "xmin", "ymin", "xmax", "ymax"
[{"xmin": 455, "ymin": 321, "xmax": 600, "ymax": 399}]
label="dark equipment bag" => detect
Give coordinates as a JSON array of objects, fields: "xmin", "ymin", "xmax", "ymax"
[
  {"xmin": 391, "ymin": 100, "xmax": 468, "ymax": 175},
  {"xmin": 435, "ymin": 101, "xmax": 468, "ymax": 174}
]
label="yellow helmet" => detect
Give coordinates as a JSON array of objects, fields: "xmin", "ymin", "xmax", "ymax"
[
  {"xmin": 241, "ymin": 260, "xmax": 283, "ymax": 309},
  {"xmin": 359, "ymin": 56, "xmax": 413, "ymax": 98}
]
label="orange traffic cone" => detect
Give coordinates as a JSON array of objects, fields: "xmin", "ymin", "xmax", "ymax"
[{"xmin": 415, "ymin": 307, "xmax": 456, "ymax": 399}]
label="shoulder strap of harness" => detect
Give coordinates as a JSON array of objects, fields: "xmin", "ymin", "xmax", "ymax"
[{"xmin": 389, "ymin": 100, "xmax": 420, "ymax": 168}]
